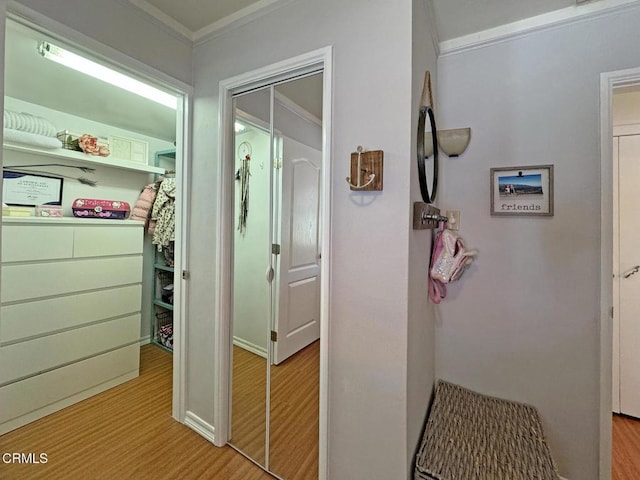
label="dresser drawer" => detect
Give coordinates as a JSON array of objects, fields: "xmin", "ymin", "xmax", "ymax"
[
  {"xmin": 73, "ymin": 226, "xmax": 144, "ymax": 257},
  {"xmin": 0, "ymin": 284, "xmax": 142, "ymax": 343},
  {"xmin": 0, "ymin": 344, "xmax": 139, "ymax": 427},
  {"xmin": 1, "ymin": 225, "xmax": 73, "ymax": 262},
  {"xmin": 1, "ymin": 256, "xmax": 143, "ymax": 303},
  {"xmin": 0, "ymin": 314, "xmax": 140, "ymax": 385}
]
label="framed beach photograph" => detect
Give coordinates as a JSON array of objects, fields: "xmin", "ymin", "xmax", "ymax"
[{"xmin": 490, "ymin": 164, "xmax": 554, "ymax": 216}]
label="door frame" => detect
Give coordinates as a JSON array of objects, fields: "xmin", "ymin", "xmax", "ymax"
[
  {"xmin": 214, "ymin": 47, "xmax": 332, "ymax": 480},
  {"xmin": 4, "ymin": 3, "xmax": 193, "ymax": 424},
  {"xmin": 599, "ymin": 66, "xmax": 640, "ymax": 480}
]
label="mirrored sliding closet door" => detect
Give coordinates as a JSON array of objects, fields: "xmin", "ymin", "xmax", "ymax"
[{"xmin": 229, "ymin": 72, "xmax": 323, "ymax": 480}]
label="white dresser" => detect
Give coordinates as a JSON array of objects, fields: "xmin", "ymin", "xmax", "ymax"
[{"xmin": 0, "ymin": 217, "xmax": 144, "ymax": 434}]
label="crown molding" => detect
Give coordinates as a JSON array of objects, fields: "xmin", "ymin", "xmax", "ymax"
[
  {"xmin": 125, "ymin": 0, "xmax": 297, "ymax": 46},
  {"xmin": 275, "ymin": 90, "xmax": 322, "ymax": 127},
  {"xmin": 193, "ymin": 0, "xmax": 296, "ymax": 45},
  {"xmin": 127, "ymin": 0, "xmax": 193, "ymax": 43},
  {"xmin": 439, "ymin": 0, "xmax": 640, "ymax": 57}
]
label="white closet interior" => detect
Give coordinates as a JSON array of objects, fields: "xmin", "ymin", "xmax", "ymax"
[{"xmin": 0, "ymin": 18, "xmax": 179, "ymax": 434}]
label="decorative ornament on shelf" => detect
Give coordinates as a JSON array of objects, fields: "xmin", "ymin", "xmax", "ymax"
[
  {"xmin": 57, "ymin": 130, "xmax": 110, "ymax": 157},
  {"xmin": 77, "ymin": 134, "xmax": 110, "ymax": 157}
]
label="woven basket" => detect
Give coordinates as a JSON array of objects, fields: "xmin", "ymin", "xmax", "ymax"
[{"xmin": 415, "ymin": 380, "xmax": 560, "ymax": 480}]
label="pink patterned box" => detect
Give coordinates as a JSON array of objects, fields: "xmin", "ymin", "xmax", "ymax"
[{"xmin": 72, "ymin": 198, "xmax": 131, "ymax": 220}]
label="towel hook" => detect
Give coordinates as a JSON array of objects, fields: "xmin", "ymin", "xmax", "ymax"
[{"xmin": 346, "ymin": 145, "xmax": 376, "ymax": 190}]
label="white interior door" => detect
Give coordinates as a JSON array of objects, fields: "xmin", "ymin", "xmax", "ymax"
[
  {"xmin": 617, "ymin": 134, "xmax": 640, "ymax": 418},
  {"xmin": 273, "ymin": 136, "xmax": 321, "ymax": 365}
]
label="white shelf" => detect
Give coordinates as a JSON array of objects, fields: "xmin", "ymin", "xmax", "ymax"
[
  {"xmin": 3, "ymin": 142, "xmax": 165, "ymax": 174},
  {"xmin": 1, "ymin": 216, "xmax": 145, "ymax": 226}
]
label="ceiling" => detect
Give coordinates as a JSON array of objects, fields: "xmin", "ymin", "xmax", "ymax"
[
  {"xmin": 4, "ymin": 1, "xmax": 604, "ymax": 144},
  {"xmin": 133, "ymin": 0, "xmax": 589, "ymax": 42},
  {"xmin": 4, "ymin": 13, "xmax": 323, "ymax": 143}
]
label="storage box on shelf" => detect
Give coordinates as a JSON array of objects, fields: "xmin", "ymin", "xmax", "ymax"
[
  {"xmin": 156, "ymin": 310, "xmax": 173, "ymax": 349},
  {"xmin": 109, "ymin": 136, "xmax": 149, "ymax": 164},
  {"xmin": 152, "ymin": 262, "xmax": 174, "ymax": 352},
  {"xmin": 2, "ymin": 206, "xmax": 33, "ymax": 217}
]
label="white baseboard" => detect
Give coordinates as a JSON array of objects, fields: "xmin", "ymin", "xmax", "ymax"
[
  {"xmin": 184, "ymin": 410, "xmax": 217, "ymax": 444},
  {"xmin": 139, "ymin": 335, "xmax": 151, "ymax": 346},
  {"xmin": 232, "ymin": 336, "xmax": 267, "ymax": 358}
]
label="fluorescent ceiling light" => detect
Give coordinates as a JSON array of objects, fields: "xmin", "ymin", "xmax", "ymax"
[{"xmin": 38, "ymin": 42, "xmax": 177, "ymax": 109}]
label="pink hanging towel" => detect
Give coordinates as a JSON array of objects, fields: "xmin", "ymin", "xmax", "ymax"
[{"xmin": 428, "ymin": 227, "xmax": 477, "ymax": 304}]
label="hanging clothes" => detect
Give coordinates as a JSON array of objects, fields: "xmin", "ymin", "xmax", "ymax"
[
  {"xmin": 151, "ymin": 177, "xmax": 176, "ymax": 255},
  {"xmin": 131, "ymin": 184, "xmax": 158, "ymax": 229}
]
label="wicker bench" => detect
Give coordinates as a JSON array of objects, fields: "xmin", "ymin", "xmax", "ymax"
[{"xmin": 415, "ymin": 380, "xmax": 560, "ymax": 480}]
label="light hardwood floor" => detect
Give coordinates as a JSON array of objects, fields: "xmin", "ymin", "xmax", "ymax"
[
  {"xmin": 0, "ymin": 344, "xmax": 274, "ymax": 480},
  {"xmin": 230, "ymin": 345, "xmax": 268, "ymax": 465},
  {"xmin": 10, "ymin": 347, "xmax": 633, "ymax": 480},
  {"xmin": 230, "ymin": 341, "xmax": 319, "ymax": 480},
  {"xmin": 269, "ymin": 341, "xmax": 319, "ymax": 480},
  {"xmin": 613, "ymin": 414, "xmax": 640, "ymax": 480}
]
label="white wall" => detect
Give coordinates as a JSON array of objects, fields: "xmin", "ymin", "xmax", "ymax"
[
  {"xmin": 190, "ymin": 0, "xmax": 424, "ymax": 478},
  {"xmin": 233, "ymin": 127, "xmax": 271, "ymax": 354},
  {"xmin": 436, "ymin": 6, "xmax": 640, "ymax": 479},
  {"xmin": 407, "ymin": 0, "xmax": 439, "ymax": 469},
  {"xmin": 273, "ymin": 96, "xmax": 322, "ymax": 151}
]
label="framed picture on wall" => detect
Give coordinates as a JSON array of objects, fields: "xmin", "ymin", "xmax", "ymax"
[
  {"xmin": 490, "ymin": 164, "xmax": 554, "ymax": 216},
  {"xmin": 2, "ymin": 170, "xmax": 64, "ymax": 206}
]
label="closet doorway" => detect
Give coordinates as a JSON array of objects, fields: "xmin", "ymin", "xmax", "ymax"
[
  {"xmin": 601, "ymin": 66, "xmax": 640, "ymax": 478},
  {"xmin": 231, "ymin": 75, "xmax": 322, "ymax": 477},
  {"xmin": 0, "ymin": 14, "xmax": 189, "ymax": 435},
  {"xmin": 611, "ymin": 85, "xmax": 640, "ymax": 418},
  {"xmin": 216, "ymin": 48, "xmax": 332, "ymax": 480}
]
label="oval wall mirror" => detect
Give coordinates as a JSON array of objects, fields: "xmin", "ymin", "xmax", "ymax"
[{"xmin": 416, "ymin": 105, "xmax": 438, "ymax": 204}]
